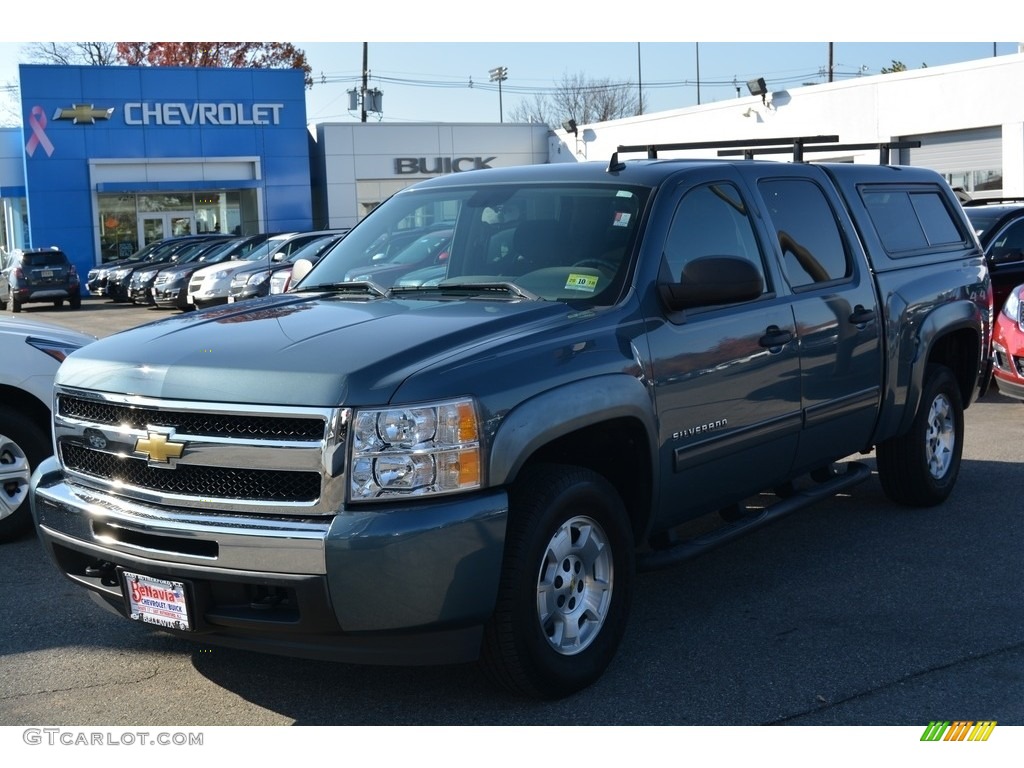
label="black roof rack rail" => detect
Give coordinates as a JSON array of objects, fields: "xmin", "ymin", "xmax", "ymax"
[
  {"xmin": 717, "ymin": 140, "xmax": 921, "ymax": 165},
  {"xmin": 609, "ymin": 136, "xmax": 839, "ymax": 171}
]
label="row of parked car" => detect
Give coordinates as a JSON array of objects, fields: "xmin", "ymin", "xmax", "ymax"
[
  {"xmin": 964, "ymin": 197, "xmax": 1024, "ymax": 401},
  {"xmin": 87, "ymin": 223, "xmax": 459, "ymax": 312}
]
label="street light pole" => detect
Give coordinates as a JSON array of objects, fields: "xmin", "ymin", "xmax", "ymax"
[{"xmin": 489, "ymin": 66, "xmax": 508, "ymax": 123}]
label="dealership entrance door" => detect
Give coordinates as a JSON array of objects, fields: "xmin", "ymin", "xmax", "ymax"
[{"xmin": 140, "ymin": 213, "xmax": 196, "ymax": 247}]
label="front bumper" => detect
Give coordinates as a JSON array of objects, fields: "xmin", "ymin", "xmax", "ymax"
[{"xmin": 31, "ymin": 457, "xmax": 508, "ymax": 664}]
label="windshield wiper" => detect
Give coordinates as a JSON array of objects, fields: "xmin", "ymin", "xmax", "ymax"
[
  {"xmin": 294, "ymin": 280, "xmax": 388, "ymax": 298},
  {"xmin": 389, "ymin": 281, "xmax": 541, "ymax": 301}
]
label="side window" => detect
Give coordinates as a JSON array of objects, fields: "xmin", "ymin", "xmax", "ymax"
[
  {"xmin": 861, "ymin": 186, "xmax": 967, "ymax": 255},
  {"xmin": 663, "ymin": 182, "xmax": 766, "ymax": 294},
  {"xmin": 759, "ymin": 178, "xmax": 851, "ymax": 289},
  {"xmin": 991, "ymin": 219, "xmax": 1024, "ymax": 263}
]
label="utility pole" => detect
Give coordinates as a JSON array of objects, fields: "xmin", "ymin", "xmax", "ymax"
[
  {"xmin": 361, "ymin": 42, "xmax": 369, "ymax": 123},
  {"xmin": 828, "ymin": 42, "xmax": 834, "ymax": 82},
  {"xmin": 637, "ymin": 43, "xmax": 643, "ymax": 115},
  {"xmin": 489, "ymin": 66, "xmax": 508, "ymax": 123},
  {"xmin": 695, "ymin": 43, "xmax": 701, "ymax": 105}
]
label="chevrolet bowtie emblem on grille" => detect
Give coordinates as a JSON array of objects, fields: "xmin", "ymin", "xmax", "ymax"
[
  {"xmin": 52, "ymin": 104, "xmax": 114, "ymax": 124},
  {"xmin": 134, "ymin": 431, "xmax": 186, "ymax": 466}
]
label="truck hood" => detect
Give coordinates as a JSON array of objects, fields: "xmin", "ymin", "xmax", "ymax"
[{"xmin": 57, "ymin": 293, "xmax": 574, "ymax": 406}]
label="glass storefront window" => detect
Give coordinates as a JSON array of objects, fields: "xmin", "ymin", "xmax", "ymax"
[{"xmin": 95, "ymin": 190, "xmax": 258, "ymax": 264}]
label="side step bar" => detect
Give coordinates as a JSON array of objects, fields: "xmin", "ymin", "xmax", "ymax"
[{"xmin": 637, "ymin": 461, "xmax": 872, "ymax": 572}]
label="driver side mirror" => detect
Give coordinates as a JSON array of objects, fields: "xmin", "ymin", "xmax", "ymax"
[
  {"xmin": 659, "ymin": 256, "xmax": 763, "ymax": 311},
  {"xmin": 290, "ymin": 258, "xmax": 314, "ymax": 287}
]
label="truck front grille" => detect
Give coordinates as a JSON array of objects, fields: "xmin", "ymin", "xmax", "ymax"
[
  {"xmin": 54, "ymin": 389, "xmax": 347, "ymax": 516},
  {"xmin": 61, "ymin": 444, "xmax": 321, "ymax": 502},
  {"xmin": 59, "ymin": 395, "xmax": 325, "ymax": 441}
]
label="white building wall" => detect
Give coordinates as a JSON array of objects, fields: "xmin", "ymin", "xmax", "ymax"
[
  {"xmin": 551, "ymin": 52, "xmax": 1024, "ymax": 194},
  {"xmin": 314, "ymin": 122, "xmax": 550, "ymax": 228}
]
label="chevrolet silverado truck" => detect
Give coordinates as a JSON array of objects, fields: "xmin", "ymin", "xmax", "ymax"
[{"xmin": 31, "ymin": 137, "xmax": 992, "ymax": 699}]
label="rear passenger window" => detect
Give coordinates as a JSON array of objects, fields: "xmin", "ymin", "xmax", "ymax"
[
  {"xmin": 758, "ymin": 178, "xmax": 851, "ymax": 289},
  {"xmin": 860, "ymin": 187, "xmax": 966, "ymax": 255}
]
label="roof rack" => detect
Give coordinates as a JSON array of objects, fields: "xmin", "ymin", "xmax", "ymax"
[
  {"xmin": 717, "ymin": 140, "xmax": 921, "ymax": 165},
  {"xmin": 607, "ymin": 136, "xmax": 920, "ymax": 171}
]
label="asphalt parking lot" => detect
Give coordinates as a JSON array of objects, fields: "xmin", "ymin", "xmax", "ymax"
[{"xmin": 2, "ymin": 294, "xmax": 1023, "ymax": 731}]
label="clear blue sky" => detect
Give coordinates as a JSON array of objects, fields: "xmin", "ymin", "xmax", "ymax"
[{"xmin": 0, "ymin": 3, "xmax": 1018, "ymax": 125}]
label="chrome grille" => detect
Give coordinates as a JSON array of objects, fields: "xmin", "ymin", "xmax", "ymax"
[
  {"xmin": 59, "ymin": 395, "xmax": 325, "ymax": 441},
  {"xmin": 54, "ymin": 388, "xmax": 347, "ymax": 516},
  {"xmin": 61, "ymin": 444, "xmax": 320, "ymax": 502}
]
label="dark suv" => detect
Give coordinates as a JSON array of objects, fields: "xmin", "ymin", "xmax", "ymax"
[
  {"xmin": 0, "ymin": 248, "xmax": 81, "ymax": 312},
  {"xmin": 962, "ymin": 198, "xmax": 1024, "ymax": 313}
]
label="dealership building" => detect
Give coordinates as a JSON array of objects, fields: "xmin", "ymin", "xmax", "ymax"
[{"xmin": 2, "ymin": 51, "xmax": 1023, "ymax": 283}]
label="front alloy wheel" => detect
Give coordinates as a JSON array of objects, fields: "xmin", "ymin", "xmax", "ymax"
[
  {"xmin": 536, "ymin": 514, "xmax": 614, "ymax": 656},
  {"xmin": 482, "ymin": 464, "xmax": 634, "ymax": 699}
]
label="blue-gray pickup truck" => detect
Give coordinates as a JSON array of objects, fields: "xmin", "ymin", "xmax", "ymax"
[{"xmin": 32, "ymin": 140, "xmax": 993, "ymax": 698}]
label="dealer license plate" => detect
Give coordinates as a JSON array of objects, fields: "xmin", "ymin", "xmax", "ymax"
[
  {"xmin": 186, "ymin": 293, "xmax": 195, "ymax": 305},
  {"xmin": 121, "ymin": 570, "xmax": 192, "ymax": 631},
  {"xmin": 40, "ymin": 269, "xmax": 54, "ymax": 278}
]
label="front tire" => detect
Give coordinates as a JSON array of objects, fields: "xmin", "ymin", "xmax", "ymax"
[
  {"xmin": 876, "ymin": 364, "xmax": 963, "ymax": 507},
  {"xmin": 481, "ymin": 465, "xmax": 634, "ymax": 699},
  {"xmin": 0, "ymin": 407, "xmax": 50, "ymax": 542}
]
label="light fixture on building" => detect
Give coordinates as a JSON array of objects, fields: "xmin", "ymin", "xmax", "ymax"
[
  {"xmin": 562, "ymin": 119, "xmax": 578, "ymax": 136},
  {"xmin": 746, "ymin": 77, "xmax": 769, "ymax": 105}
]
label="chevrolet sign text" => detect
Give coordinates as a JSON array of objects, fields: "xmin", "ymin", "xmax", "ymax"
[{"xmin": 124, "ymin": 102, "xmax": 284, "ymax": 126}]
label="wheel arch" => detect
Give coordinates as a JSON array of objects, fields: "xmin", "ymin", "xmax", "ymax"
[
  {"xmin": 488, "ymin": 374, "xmax": 657, "ymax": 543},
  {"xmin": 882, "ymin": 302, "xmax": 983, "ymax": 440},
  {"xmin": 0, "ymin": 385, "xmax": 52, "ymax": 435}
]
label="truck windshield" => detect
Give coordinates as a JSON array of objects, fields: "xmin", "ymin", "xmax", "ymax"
[{"xmin": 297, "ymin": 182, "xmax": 649, "ymax": 305}]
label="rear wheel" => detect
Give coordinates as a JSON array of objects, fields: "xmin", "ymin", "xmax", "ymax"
[
  {"xmin": 0, "ymin": 407, "xmax": 50, "ymax": 542},
  {"xmin": 481, "ymin": 464, "xmax": 634, "ymax": 699},
  {"xmin": 876, "ymin": 364, "xmax": 963, "ymax": 507},
  {"xmin": 69, "ymin": 294, "xmax": 81, "ymax": 309},
  {"xmin": 10, "ymin": 296, "xmax": 21, "ymax": 313}
]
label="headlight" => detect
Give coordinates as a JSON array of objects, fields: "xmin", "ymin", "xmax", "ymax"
[
  {"xmin": 113, "ymin": 268, "xmax": 131, "ymax": 279},
  {"xmin": 1004, "ymin": 286, "xmax": 1024, "ymax": 330},
  {"xmin": 247, "ymin": 271, "xmax": 270, "ymax": 286},
  {"xmin": 213, "ymin": 269, "xmax": 232, "ymax": 280},
  {"xmin": 27, "ymin": 335, "xmax": 90, "ymax": 362},
  {"xmin": 350, "ymin": 398, "xmax": 481, "ymax": 501}
]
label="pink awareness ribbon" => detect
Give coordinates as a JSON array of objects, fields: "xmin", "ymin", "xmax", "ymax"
[{"xmin": 26, "ymin": 105, "xmax": 55, "ymax": 158}]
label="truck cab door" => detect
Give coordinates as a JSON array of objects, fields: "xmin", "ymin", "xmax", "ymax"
[
  {"xmin": 751, "ymin": 169, "xmax": 883, "ymax": 473},
  {"xmin": 644, "ymin": 173, "xmax": 801, "ymax": 525}
]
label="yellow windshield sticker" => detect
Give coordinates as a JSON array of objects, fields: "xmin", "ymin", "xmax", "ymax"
[{"xmin": 565, "ymin": 273, "xmax": 598, "ymax": 292}]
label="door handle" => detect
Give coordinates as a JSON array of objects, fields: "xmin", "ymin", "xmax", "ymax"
[
  {"xmin": 849, "ymin": 305, "xmax": 875, "ymax": 327},
  {"xmin": 759, "ymin": 325, "xmax": 794, "ymax": 350}
]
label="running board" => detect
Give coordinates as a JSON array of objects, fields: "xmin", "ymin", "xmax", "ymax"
[{"xmin": 637, "ymin": 461, "xmax": 872, "ymax": 572}]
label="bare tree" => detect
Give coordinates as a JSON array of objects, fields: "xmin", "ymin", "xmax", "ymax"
[
  {"xmin": 21, "ymin": 42, "xmax": 119, "ymax": 66},
  {"xmin": 511, "ymin": 71, "xmax": 642, "ymax": 129}
]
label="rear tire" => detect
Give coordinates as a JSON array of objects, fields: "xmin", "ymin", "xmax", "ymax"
[
  {"xmin": 69, "ymin": 295, "xmax": 81, "ymax": 309},
  {"xmin": 0, "ymin": 407, "xmax": 50, "ymax": 542},
  {"xmin": 10, "ymin": 296, "xmax": 21, "ymax": 313},
  {"xmin": 481, "ymin": 464, "xmax": 634, "ymax": 699},
  {"xmin": 876, "ymin": 364, "xmax": 963, "ymax": 507}
]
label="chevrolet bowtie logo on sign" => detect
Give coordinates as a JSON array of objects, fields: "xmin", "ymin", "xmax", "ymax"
[
  {"xmin": 53, "ymin": 104, "xmax": 114, "ymax": 124},
  {"xmin": 134, "ymin": 431, "xmax": 186, "ymax": 467}
]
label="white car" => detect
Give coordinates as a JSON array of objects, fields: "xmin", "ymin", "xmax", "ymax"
[
  {"xmin": 186, "ymin": 231, "xmax": 344, "ymax": 309},
  {"xmin": 0, "ymin": 317, "xmax": 95, "ymax": 541}
]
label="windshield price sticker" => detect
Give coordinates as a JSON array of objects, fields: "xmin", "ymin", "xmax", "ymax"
[
  {"xmin": 122, "ymin": 571, "xmax": 192, "ymax": 631},
  {"xmin": 565, "ymin": 273, "xmax": 599, "ymax": 293}
]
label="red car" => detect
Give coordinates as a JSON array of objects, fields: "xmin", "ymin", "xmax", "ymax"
[{"xmin": 992, "ymin": 283, "xmax": 1024, "ymax": 401}]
